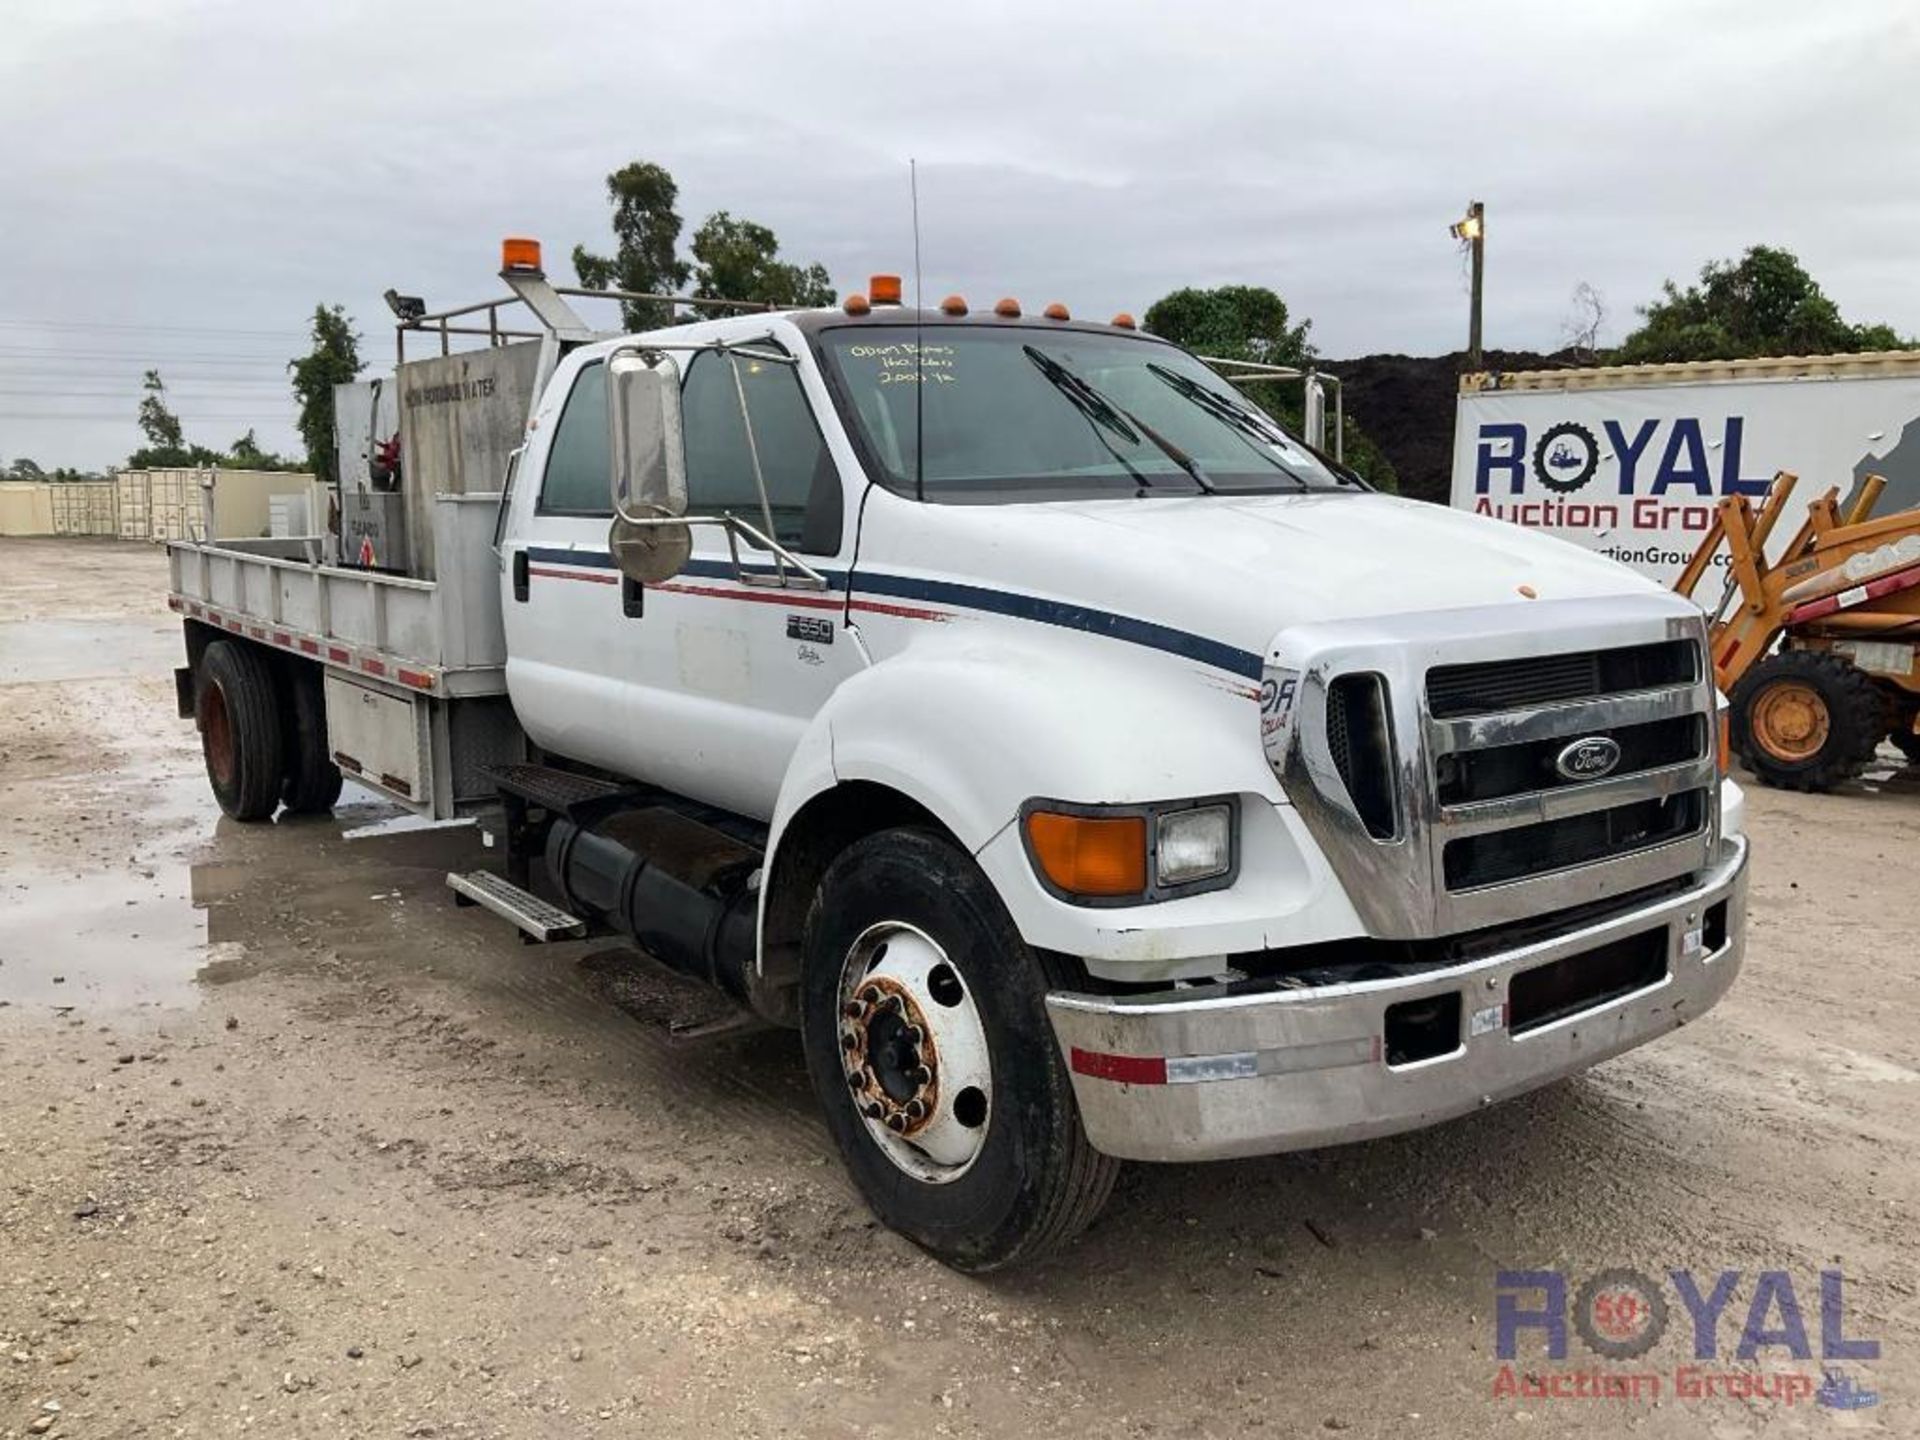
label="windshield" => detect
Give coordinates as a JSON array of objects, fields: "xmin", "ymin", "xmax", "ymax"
[{"xmin": 815, "ymin": 324, "xmax": 1353, "ymax": 500}]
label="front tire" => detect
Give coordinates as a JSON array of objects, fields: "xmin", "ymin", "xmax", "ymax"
[
  {"xmin": 800, "ymin": 827, "xmax": 1118, "ymax": 1272},
  {"xmin": 1730, "ymin": 649, "xmax": 1885, "ymax": 792},
  {"xmin": 195, "ymin": 640, "xmax": 285, "ymax": 821}
]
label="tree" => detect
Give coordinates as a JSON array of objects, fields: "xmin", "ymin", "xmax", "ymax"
[
  {"xmin": 1561, "ymin": 282, "xmax": 1608, "ymax": 361},
  {"xmin": 7, "ymin": 456, "xmax": 44, "ymax": 479},
  {"xmin": 571, "ymin": 161, "xmax": 693, "ymax": 330},
  {"xmin": 288, "ymin": 304, "xmax": 363, "ymax": 484},
  {"xmin": 1618, "ymin": 245, "xmax": 1907, "ymax": 364},
  {"xmin": 137, "ymin": 369, "xmax": 185, "ymax": 451},
  {"xmin": 1144, "ymin": 284, "xmax": 1397, "ymax": 490},
  {"xmin": 688, "ymin": 211, "xmax": 835, "ymax": 316}
]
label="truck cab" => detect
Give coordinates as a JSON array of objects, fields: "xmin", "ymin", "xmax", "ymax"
[{"xmin": 171, "ymin": 245, "xmax": 1750, "ymax": 1271}]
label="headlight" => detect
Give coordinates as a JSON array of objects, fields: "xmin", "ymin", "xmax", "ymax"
[
  {"xmin": 1022, "ymin": 797, "xmax": 1238, "ymax": 905},
  {"xmin": 1156, "ymin": 803, "xmax": 1233, "ymax": 886}
]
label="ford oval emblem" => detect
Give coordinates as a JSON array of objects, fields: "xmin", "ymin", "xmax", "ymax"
[{"xmin": 1554, "ymin": 735, "xmax": 1622, "ymax": 781}]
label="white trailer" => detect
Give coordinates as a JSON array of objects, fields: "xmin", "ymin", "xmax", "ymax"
[
  {"xmin": 1451, "ymin": 351, "xmax": 1920, "ymax": 593},
  {"xmin": 168, "ymin": 242, "xmax": 1751, "ymax": 1271}
]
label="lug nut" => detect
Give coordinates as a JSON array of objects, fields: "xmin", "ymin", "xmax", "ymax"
[
  {"xmin": 840, "ymin": 1031, "xmax": 860, "ymax": 1052},
  {"xmin": 909, "ymin": 1066, "xmax": 933, "ymax": 1087},
  {"xmin": 843, "ymin": 999, "xmax": 866, "ymax": 1019},
  {"xmin": 904, "ymin": 1099, "xmax": 928, "ymax": 1121},
  {"xmin": 859, "ymin": 985, "xmax": 882, "ymax": 1006},
  {"xmin": 905, "ymin": 1025, "xmax": 924, "ymax": 1044},
  {"xmin": 862, "ymin": 1102, "xmax": 884, "ymax": 1120},
  {"xmin": 879, "ymin": 994, "xmax": 902, "ymax": 1015},
  {"xmin": 846, "ymin": 1069, "xmax": 865, "ymax": 1090},
  {"xmin": 885, "ymin": 1113, "xmax": 908, "ymax": 1132}
]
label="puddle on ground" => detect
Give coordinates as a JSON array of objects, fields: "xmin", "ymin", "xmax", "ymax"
[
  {"xmin": 0, "ymin": 616, "xmax": 182, "ymax": 685},
  {"xmin": 0, "ymin": 777, "xmax": 438, "ymax": 1018}
]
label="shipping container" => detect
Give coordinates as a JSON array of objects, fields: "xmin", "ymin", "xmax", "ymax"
[
  {"xmin": 49, "ymin": 480, "xmax": 118, "ymax": 535},
  {"xmin": 0, "ymin": 481, "xmax": 56, "ymax": 536},
  {"xmin": 113, "ymin": 468, "xmax": 318, "ymax": 542}
]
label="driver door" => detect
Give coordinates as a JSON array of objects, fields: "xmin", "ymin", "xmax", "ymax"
[{"xmin": 621, "ymin": 341, "xmax": 860, "ymax": 819}]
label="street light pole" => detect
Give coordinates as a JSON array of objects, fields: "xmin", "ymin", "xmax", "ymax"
[
  {"xmin": 1449, "ymin": 200, "xmax": 1486, "ymax": 371},
  {"xmin": 1466, "ymin": 200, "xmax": 1484, "ymax": 371}
]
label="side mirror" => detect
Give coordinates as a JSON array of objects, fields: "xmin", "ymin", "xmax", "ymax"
[{"xmin": 606, "ymin": 348, "xmax": 691, "ymax": 584}]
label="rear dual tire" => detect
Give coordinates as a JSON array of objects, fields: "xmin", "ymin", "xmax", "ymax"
[
  {"xmin": 194, "ymin": 640, "xmax": 342, "ymax": 820},
  {"xmin": 799, "ymin": 827, "xmax": 1117, "ymax": 1272},
  {"xmin": 195, "ymin": 640, "xmax": 286, "ymax": 821}
]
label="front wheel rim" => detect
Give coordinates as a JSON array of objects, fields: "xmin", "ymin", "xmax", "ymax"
[{"xmin": 836, "ymin": 921, "xmax": 993, "ymax": 1185}]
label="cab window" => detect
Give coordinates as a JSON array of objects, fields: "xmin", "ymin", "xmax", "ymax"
[
  {"xmin": 681, "ymin": 345, "xmax": 840, "ymax": 553},
  {"xmin": 537, "ymin": 361, "xmax": 609, "ymax": 515}
]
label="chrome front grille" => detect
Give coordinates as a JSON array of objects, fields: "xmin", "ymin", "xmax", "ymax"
[
  {"xmin": 1426, "ymin": 639, "xmax": 1698, "ymax": 718},
  {"xmin": 1265, "ymin": 595, "xmax": 1719, "ymax": 939}
]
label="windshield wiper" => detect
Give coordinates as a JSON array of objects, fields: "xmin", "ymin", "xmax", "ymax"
[
  {"xmin": 1020, "ymin": 345, "xmax": 1158, "ymax": 493},
  {"xmin": 1145, "ymin": 363, "xmax": 1320, "ymax": 490},
  {"xmin": 1024, "ymin": 346, "xmax": 1216, "ymax": 494}
]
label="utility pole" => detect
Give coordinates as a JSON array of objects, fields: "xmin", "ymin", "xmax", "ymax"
[{"xmin": 1450, "ymin": 200, "xmax": 1485, "ymax": 371}]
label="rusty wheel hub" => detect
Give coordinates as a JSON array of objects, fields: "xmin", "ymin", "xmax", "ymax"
[
  {"xmin": 837, "ymin": 922, "xmax": 992, "ymax": 1184},
  {"xmin": 201, "ymin": 681, "xmax": 235, "ymax": 787}
]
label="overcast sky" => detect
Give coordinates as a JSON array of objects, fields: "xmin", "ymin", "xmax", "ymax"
[{"xmin": 3, "ymin": 0, "xmax": 1916, "ymax": 471}]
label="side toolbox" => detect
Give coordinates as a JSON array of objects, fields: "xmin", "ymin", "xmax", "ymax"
[{"xmin": 324, "ymin": 671, "xmax": 430, "ymax": 805}]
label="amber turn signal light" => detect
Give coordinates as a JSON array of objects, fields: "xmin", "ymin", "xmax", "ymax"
[
  {"xmin": 1025, "ymin": 811, "xmax": 1147, "ymax": 898},
  {"xmin": 501, "ymin": 237, "xmax": 543, "ymax": 273},
  {"xmin": 1718, "ymin": 707, "xmax": 1732, "ymax": 776}
]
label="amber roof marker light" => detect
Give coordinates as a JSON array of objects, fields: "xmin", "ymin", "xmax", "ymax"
[
  {"xmin": 1110, "ymin": 312, "xmax": 1137, "ymax": 330},
  {"xmin": 500, "ymin": 237, "xmax": 543, "ymax": 275},
  {"xmin": 1043, "ymin": 302, "xmax": 1071, "ymax": 321},
  {"xmin": 940, "ymin": 295, "xmax": 969, "ymax": 316},
  {"xmin": 843, "ymin": 293, "xmax": 872, "ymax": 316},
  {"xmin": 994, "ymin": 297, "xmax": 1022, "ymax": 318}
]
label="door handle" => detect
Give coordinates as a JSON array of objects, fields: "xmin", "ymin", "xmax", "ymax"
[
  {"xmin": 512, "ymin": 549, "xmax": 529, "ymax": 602},
  {"xmin": 621, "ymin": 575, "xmax": 645, "ymax": 618}
]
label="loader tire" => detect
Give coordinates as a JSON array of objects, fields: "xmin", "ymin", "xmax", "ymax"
[
  {"xmin": 196, "ymin": 640, "xmax": 285, "ymax": 821},
  {"xmin": 799, "ymin": 827, "xmax": 1119, "ymax": 1273},
  {"xmin": 1730, "ymin": 649, "xmax": 1885, "ymax": 792},
  {"xmin": 280, "ymin": 662, "xmax": 344, "ymax": 814},
  {"xmin": 1891, "ymin": 728, "xmax": 1920, "ymax": 765}
]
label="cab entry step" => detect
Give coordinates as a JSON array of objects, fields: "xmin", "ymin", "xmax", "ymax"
[
  {"xmin": 485, "ymin": 762, "xmax": 631, "ymax": 814},
  {"xmin": 447, "ymin": 869, "xmax": 587, "ymax": 943}
]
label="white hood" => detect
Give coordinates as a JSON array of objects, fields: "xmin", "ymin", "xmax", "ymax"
[{"xmin": 859, "ymin": 489, "xmax": 1668, "ymax": 664}]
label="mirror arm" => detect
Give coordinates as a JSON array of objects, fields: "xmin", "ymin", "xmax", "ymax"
[
  {"xmin": 720, "ymin": 512, "xmax": 829, "ymax": 591},
  {"xmin": 725, "ymin": 350, "xmax": 787, "ymax": 586},
  {"xmin": 492, "ymin": 443, "xmax": 525, "ymax": 560}
]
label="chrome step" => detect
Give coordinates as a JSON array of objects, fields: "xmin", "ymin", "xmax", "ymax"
[{"xmin": 447, "ymin": 869, "xmax": 587, "ymax": 943}]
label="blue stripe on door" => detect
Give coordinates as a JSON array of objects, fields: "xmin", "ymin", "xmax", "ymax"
[{"xmin": 518, "ymin": 547, "xmax": 1262, "ymax": 680}]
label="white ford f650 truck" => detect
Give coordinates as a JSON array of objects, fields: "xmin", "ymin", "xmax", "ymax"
[{"xmin": 167, "ymin": 242, "xmax": 1749, "ymax": 1270}]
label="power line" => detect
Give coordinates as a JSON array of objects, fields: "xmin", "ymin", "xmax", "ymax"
[{"xmin": 0, "ymin": 318, "xmax": 310, "ymax": 339}]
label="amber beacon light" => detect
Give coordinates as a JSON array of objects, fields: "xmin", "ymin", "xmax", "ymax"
[{"xmin": 501, "ymin": 237, "xmax": 544, "ymax": 274}]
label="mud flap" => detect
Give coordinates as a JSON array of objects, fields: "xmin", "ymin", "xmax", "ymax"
[{"xmin": 174, "ymin": 665, "xmax": 196, "ymax": 720}]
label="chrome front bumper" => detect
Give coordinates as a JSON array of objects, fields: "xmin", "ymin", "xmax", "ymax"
[{"xmin": 1046, "ymin": 836, "xmax": 1748, "ymax": 1163}]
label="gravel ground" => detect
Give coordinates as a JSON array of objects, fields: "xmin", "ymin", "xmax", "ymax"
[{"xmin": 1, "ymin": 535, "xmax": 1916, "ymax": 1439}]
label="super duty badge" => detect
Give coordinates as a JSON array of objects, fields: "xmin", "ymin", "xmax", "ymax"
[{"xmin": 786, "ymin": 615, "xmax": 834, "ymax": 645}]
